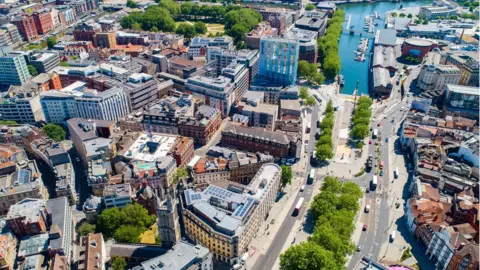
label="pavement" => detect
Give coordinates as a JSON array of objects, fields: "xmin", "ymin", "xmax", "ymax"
[{"xmin": 250, "ymin": 96, "xmax": 323, "ymax": 270}]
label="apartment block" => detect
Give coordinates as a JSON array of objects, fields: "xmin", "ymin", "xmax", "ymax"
[
  {"xmin": 0, "ymin": 86, "xmax": 45, "ymax": 124},
  {"xmin": 11, "ymin": 15, "xmax": 38, "ymax": 42},
  {"xmin": 32, "ymin": 9, "xmax": 53, "ymax": 35},
  {"xmin": 417, "ymin": 65, "xmax": 461, "ymax": 92},
  {"xmin": 6, "ymin": 198, "xmax": 48, "ymax": 237},
  {"xmin": 0, "ymin": 47, "xmax": 32, "ymax": 86},
  {"xmin": 178, "ymin": 105, "xmax": 221, "ymax": 146},
  {"xmin": 79, "ymin": 233, "xmax": 106, "ymax": 270},
  {"xmin": 29, "ymin": 52, "xmax": 60, "ymax": 73},
  {"xmin": 0, "ymin": 24, "xmax": 22, "ymax": 49},
  {"xmin": 258, "ymin": 36, "xmax": 299, "ymax": 87}
]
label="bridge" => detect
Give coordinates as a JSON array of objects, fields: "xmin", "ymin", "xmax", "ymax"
[{"xmin": 344, "ymin": 14, "xmax": 376, "ymax": 37}]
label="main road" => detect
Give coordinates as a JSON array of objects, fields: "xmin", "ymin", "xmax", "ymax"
[
  {"xmin": 348, "ymin": 99, "xmax": 407, "ymax": 269},
  {"xmin": 252, "ymin": 104, "xmax": 321, "ymax": 270}
]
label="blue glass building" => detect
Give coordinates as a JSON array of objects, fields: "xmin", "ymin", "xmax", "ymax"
[{"xmin": 258, "ymin": 36, "xmax": 299, "ymax": 87}]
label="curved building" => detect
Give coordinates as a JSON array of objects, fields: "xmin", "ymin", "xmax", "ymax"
[{"xmin": 402, "ymin": 38, "xmax": 434, "ymax": 60}]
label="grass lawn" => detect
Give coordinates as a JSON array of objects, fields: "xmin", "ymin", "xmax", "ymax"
[
  {"xmin": 139, "ymin": 224, "xmax": 158, "ymax": 244},
  {"xmin": 175, "ymin": 21, "xmax": 225, "ymax": 36}
]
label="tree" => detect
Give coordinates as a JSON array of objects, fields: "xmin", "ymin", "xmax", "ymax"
[
  {"xmin": 157, "ymin": 0, "xmax": 180, "ymax": 18},
  {"xmin": 193, "ymin": 21, "xmax": 207, "ymax": 34},
  {"xmin": 316, "ymin": 144, "xmax": 334, "ymax": 161},
  {"xmin": 314, "ymin": 72, "xmax": 325, "ymax": 85},
  {"xmin": 391, "ymin": 12, "xmax": 398, "ymax": 17},
  {"xmin": 350, "ymin": 124, "xmax": 369, "ymax": 139},
  {"xmin": 27, "ymin": 65, "xmax": 38, "ymax": 76},
  {"xmin": 121, "ymin": 204, "xmax": 155, "ymax": 228},
  {"xmin": 229, "ymin": 23, "xmax": 248, "ymax": 44},
  {"xmin": 96, "ymin": 207, "xmax": 122, "ymax": 238},
  {"xmin": 150, "ymin": 26, "xmax": 159, "ymax": 32},
  {"xmin": 305, "ymin": 3, "xmax": 316, "ymax": 11},
  {"xmin": 305, "ymin": 96, "xmax": 317, "ymax": 106},
  {"xmin": 280, "ymin": 242, "xmax": 339, "ymax": 270},
  {"xmin": 299, "ymin": 86, "xmax": 309, "ymax": 99},
  {"xmin": 114, "ymin": 225, "xmax": 144, "ymax": 243},
  {"xmin": 132, "ymin": 22, "xmax": 142, "ymax": 31},
  {"xmin": 172, "ymin": 167, "xmax": 188, "ymax": 184},
  {"xmin": 78, "ymin": 223, "xmax": 96, "ymax": 236},
  {"xmin": 59, "ymin": 61, "xmax": 70, "ymax": 67},
  {"xmin": 399, "ymin": 13, "xmax": 406, "ymax": 18},
  {"xmin": 126, "ymin": 0, "xmax": 137, "ymax": 8},
  {"xmin": 43, "ymin": 124, "xmax": 66, "ymax": 142},
  {"xmin": 280, "ymin": 165, "xmax": 292, "ymax": 188},
  {"xmin": 46, "ymin": 37, "xmax": 57, "ymax": 49},
  {"xmin": 323, "ymin": 54, "xmax": 341, "ymax": 80},
  {"xmin": 111, "ymin": 257, "xmax": 127, "ymax": 270},
  {"xmin": 449, "ymin": 15, "xmax": 458, "ymax": 20},
  {"xmin": 175, "ymin": 23, "xmax": 196, "ymax": 40},
  {"xmin": 236, "ymin": 41, "xmax": 246, "ymax": 49},
  {"xmin": 407, "ymin": 13, "xmax": 413, "ymax": 18},
  {"xmin": 0, "ymin": 120, "xmax": 17, "ymax": 125}
]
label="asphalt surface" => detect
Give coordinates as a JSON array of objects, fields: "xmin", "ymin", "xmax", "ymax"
[
  {"xmin": 348, "ymin": 100, "xmax": 407, "ymax": 269},
  {"xmin": 252, "ymin": 104, "xmax": 321, "ymax": 270}
]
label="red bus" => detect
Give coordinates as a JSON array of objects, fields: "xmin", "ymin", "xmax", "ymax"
[
  {"xmin": 293, "ymin": 197, "xmax": 305, "ymax": 216},
  {"xmin": 380, "ymin": 161, "xmax": 384, "ymax": 170}
]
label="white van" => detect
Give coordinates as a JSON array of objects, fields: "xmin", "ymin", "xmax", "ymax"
[
  {"xmin": 365, "ymin": 205, "xmax": 370, "ymax": 213},
  {"xmin": 300, "ymin": 185, "xmax": 305, "ymax": 192}
]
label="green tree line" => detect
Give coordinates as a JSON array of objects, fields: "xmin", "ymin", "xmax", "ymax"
[
  {"xmin": 298, "ymin": 60, "xmax": 325, "ymax": 85},
  {"xmin": 317, "ymin": 9, "xmax": 345, "ymax": 80},
  {"xmin": 280, "ymin": 177, "xmax": 363, "ymax": 269},
  {"xmin": 315, "ymin": 100, "xmax": 335, "ymax": 161},
  {"xmin": 350, "ymin": 96, "xmax": 373, "ymax": 140}
]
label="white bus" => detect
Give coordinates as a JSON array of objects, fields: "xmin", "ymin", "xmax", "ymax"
[
  {"xmin": 293, "ymin": 197, "xmax": 305, "ymax": 216},
  {"xmin": 394, "ymin": 167, "xmax": 399, "ymax": 179},
  {"xmin": 308, "ymin": 169, "xmax": 315, "ymax": 184},
  {"xmin": 390, "ymin": 230, "xmax": 396, "ymax": 242},
  {"xmin": 371, "ymin": 175, "xmax": 377, "ymax": 190}
]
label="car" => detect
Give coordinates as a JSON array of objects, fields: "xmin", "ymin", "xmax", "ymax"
[
  {"xmin": 363, "ymin": 224, "xmax": 368, "ymax": 231},
  {"xmin": 369, "ymin": 140, "xmax": 372, "ymax": 144},
  {"xmin": 357, "ymin": 245, "xmax": 362, "ymax": 252},
  {"xmin": 366, "ymin": 187, "xmax": 370, "ymax": 193},
  {"xmin": 379, "ymin": 170, "xmax": 384, "ymax": 176},
  {"xmin": 377, "ymin": 123, "xmax": 381, "ymax": 126},
  {"xmin": 385, "ymin": 138, "xmax": 389, "ymax": 142}
]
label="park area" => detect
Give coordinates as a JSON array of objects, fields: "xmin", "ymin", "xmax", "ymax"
[{"xmin": 176, "ymin": 21, "xmax": 225, "ymax": 36}]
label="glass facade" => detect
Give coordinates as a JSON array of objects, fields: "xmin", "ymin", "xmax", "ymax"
[{"xmin": 258, "ymin": 37, "xmax": 299, "ymax": 87}]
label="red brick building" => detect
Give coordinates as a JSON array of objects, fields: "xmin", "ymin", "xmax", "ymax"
[
  {"xmin": 447, "ymin": 242, "xmax": 479, "ymax": 270},
  {"xmin": 172, "ymin": 136, "xmax": 194, "ymax": 168},
  {"xmin": 452, "ymin": 191, "xmax": 479, "ymax": 231},
  {"xmin": 221, "ymin": 123, "xmax": 300, "ymax": 159},
  {"xmin": 32, "ymin": 9, "xmax": 53, "ymax": 35},
  {"xmin": 6, "ymin": 199, "xmax": 49, "ymax": 238},
  {"xmin": 73, "ymin": 22, "xmax": 100, "ymax": 43},
  {"xmin": 178, "ymin": 106, "xmax": 221, "ymax": 146},
  {"xmin": 11, "ymin": 14, "xmax": 38, "ymax": 42}
]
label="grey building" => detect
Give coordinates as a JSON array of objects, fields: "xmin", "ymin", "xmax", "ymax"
[
  {"xmin": 46, "ymin": 197, "xmax": 73, "ymax": 265},
  {"xmin": 0, "ymin": 24, "xmax": 22, "ymax": 49},
  {"xmin": 372, "ymin": 67, "xmax": 393, "ymax": 96},
  {"xmin": 0, "ymin": 46, "xmax": 31, "ymax": 87},
  {"xmin": 121, "ymin": 73, "xmax": 160, "ymax": 111},
  {"xmin": 132, "ymin": 241, "xmax": 212, "ymax": 270},
  {"xmin": 75, "ymin": 87, "xmax": 130, "ymax": 122},
  {"xmin": 155, "ymin": 189, "xmax": 181, "ymax": 248},
  {"xmin": 0, "ymin": 85, "xmax": 45, "ymax": 124},
  {"xmin": 103, "ymin": 184, "xmax": 132, "ymax": 208},
  {"xmin": 295, "ymin": 15, "xmax": 327, "ymax": 36},
  {"xmin": 29, "ymin": 52, "xmax": 60, "ymax": 73}
]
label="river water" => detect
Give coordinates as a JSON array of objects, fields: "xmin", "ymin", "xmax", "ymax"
[{"xmin": 338, "ymin": 1, "xmax": 429, "ymax": 95}]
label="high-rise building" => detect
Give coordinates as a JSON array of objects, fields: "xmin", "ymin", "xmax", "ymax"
[
  {"xmin": 222, "ymin": 61, "xmax": 250, "ymax": 102},
  {"xmin": 32, "ymin": 9, "xmax": 54, "ymax": 35},
  {"xmin": 0, "ymin": 46, "xmax": 32, "ymax": 86},
  {"xmin": 155, "ymin": 188, "xmax": 181, "ymax": 248},
  {"xmin": 258, "ymin": 36, "xmax": 299, "ymax": 86},
  {"xmin": 46, "ymin": 197, "xmax": 73, "ymax": 265},
  {"xmin": 0, "ymin": 85, "xmax": 45, "ymax": 124},
  {"xmin": 29, "ymin": 52, "xmax": 60, "ymax": 73},
  {"xmin": 75, "ymin": 87, "xmax": 130, "ymax": 122},
  {"xmin": 207, "ymin": 47, "xmax": 260, "ymax": 79}
]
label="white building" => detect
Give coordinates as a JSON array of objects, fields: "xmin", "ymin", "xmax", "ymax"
[
  {"xmin": 0, "ymin": 86, "xmax": 45, "ymax": 124},
  {"xmin": 76, "ymin": 88, "xmax": 130, "ymax": 122},
  {"xmin": 426, "ymin": 226, "xmax": 456, "ymax": 270},
  {"xmin": 417, "ymin": 65, "xmax": 461, "ymax": 92},
  {"xmin": 103, "ymin": 184, "xmax": 132, "ymax": 208},
  {"xmin": 188, "ymin": 37, "xmax": 234, "ymax": 58}
]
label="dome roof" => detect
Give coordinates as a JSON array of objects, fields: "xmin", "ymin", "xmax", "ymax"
[{"xmin": 83, "ymin": 195, "xmax": 101, "ymax": 211}]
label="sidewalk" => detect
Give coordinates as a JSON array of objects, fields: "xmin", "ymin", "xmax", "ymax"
[{"xmin": 377, "ymin": 135, "xmax": 411, "ymax": 263}]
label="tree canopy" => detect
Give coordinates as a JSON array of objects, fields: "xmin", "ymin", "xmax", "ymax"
[
  {"xmin": 43, "ymin": 124, "xmax": 66, "ymax": 142},
  {"xmin": 120, "ymin": 5, "xmax": 176, "ymax": 32},
  {"xmin": 317, "ymin": 9, "xmax": 344, "ymax": 80},
  {"xmin": 305, "ymin": 3, "xmax": 316, "ymax": 11},
  {"xmin": 112, "ymin": 257, "xmax": 127, "ymax": 270},
  {"xmin": 173, "ymin": 167, "xmax": 188, "ymax": 184},
  {"xmin": 126, "ymin": 0, "xmax": 137, "ymax": 8},
  {"xmin": 96, "ymin": 204, "xmax": 156, "ymax": 242},
  {"xmin": 315, "ymin": 100, "xmax": 335, "ymax": 161},
  {"xmin": 78, "ymin": 223, "xmax": 96, "ymax": 236},
  {"xmin": 27, "ymin": 65, "xmax": 38, "ymax": 76},
  {"xmin": 349, "ymin": 96, "xmax": 372, "ymax": 140},
  {"xmin": 281, "ymin": 177, "xmax": 362, "ymax": 269},
  {"xmin": 280, "ymin": 165, "xmax": 293, "ymax": 188},
  {"xmin": 46, "ymin": 37, "xmax": 57, "ymax": 49}
]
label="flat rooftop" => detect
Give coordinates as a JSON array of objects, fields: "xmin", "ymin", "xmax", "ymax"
[{"xmin": 124, "ymin": 133, "xmax": 177, "ymax": 162}]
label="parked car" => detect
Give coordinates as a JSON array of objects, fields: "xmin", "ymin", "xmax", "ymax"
[
  {"xmin": 380, "ymin": 170, "xmax": 384, "ymax": 176},
  {"xmin": 357, "ymin": 245, "xmax": 362, "ymax": 252},
  {"xmin": 369, "ymin": 140, "xmax": 372, "ymax": 144},
  {"xmin": 363, "ymin": 224, "xmax": 368, "ymax": 231}
]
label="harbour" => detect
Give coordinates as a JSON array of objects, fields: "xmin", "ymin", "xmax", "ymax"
[{"xmin": 338, "ymin": 0, "xmax": 430, "ymax": 95}]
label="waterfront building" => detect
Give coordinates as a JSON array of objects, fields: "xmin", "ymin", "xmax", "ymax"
[
  {"xmin": 417, "ymin": 65, "xmax": 461, "ymax": 92},
  {"xmin": 372, "ymin": 67, "xmax": 392, "ymax": 96},
  {"xmin": 294, "ymin": 15, "xmax": 327, "ymax": 36},
  {"xmin": 284, "ymin": 28, "xmax": 318, "ymax": 64},
  {"xmin": 0, "ymin": 47, "xmax": 31, "ymax": 86},
  {"xmin": 258, "ymin": 36, "xmax": 299, "ymax": 87},
  {"xmin": 419, "ymin": 6, "xmax": 457, "ymax": 20}
]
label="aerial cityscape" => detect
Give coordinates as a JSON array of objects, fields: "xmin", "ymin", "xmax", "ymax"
[{"xmin": 0, "ymin": 0, "xmax": 478, "ymax": 269}]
